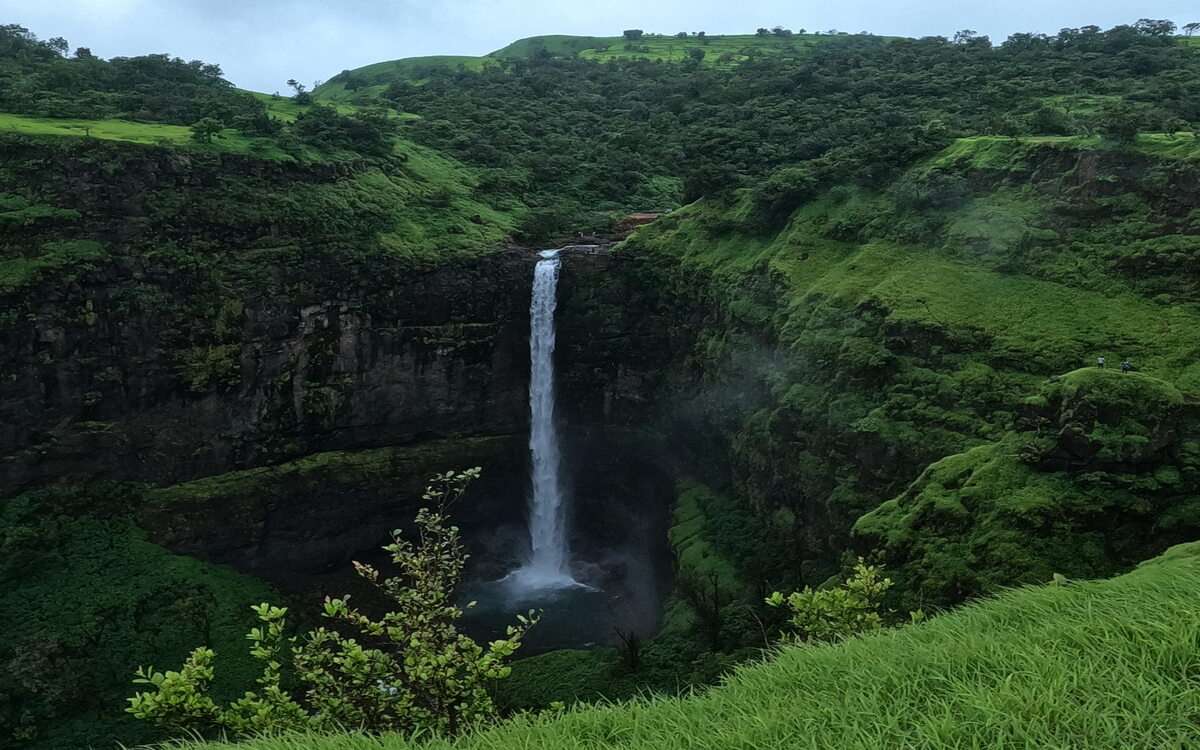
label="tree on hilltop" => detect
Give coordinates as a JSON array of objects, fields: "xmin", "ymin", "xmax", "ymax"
[
  {"xmin": 286, "ymin": 78, "xmax": 312, "ymax": 105},
  {"xmin": 1133, "ymin": 18, "xmax": 1176, "ymax": 37}
]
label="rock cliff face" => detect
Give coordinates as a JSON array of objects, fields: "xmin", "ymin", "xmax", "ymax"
[
  {"xmin": 1, "ymin": 251, "xmax": 536, "ymax": 490},
  {"xmin": 1, "ymin": 236, "xmax": 686, "ymax": 600}
]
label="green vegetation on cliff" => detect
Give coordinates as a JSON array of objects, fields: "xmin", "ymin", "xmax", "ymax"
[
  {"xmin": 187, "ymin": 543, "xmax": 1200, "ymax": 749},
  {"xmin": 625, "ymin": 132, "xmax": 1200, "ymax": 607},
  {"xmin": 0, "ymin": 130, "xmax": 518, "ymax": 399},
  {"xmin": 857, "ymin": 368, "xmax": 1199, "ymax": 609}
]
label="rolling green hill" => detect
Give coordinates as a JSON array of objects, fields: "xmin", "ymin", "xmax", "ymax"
[
  {"xmin": 314, "ymin": 31, "xmax": 851, "ymax": 102},
  {"xmin": 182, "ymin": 542, "xmax": 1200, "ymax": 750}
]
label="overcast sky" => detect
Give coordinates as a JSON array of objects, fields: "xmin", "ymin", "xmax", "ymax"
[{"xmin": 2, "ymin": 1, "xmax": 1195, "ymax": 92}]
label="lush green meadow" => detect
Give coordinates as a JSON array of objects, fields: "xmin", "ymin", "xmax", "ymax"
[{"xmin": 182, "ymin": 543, "xmax": 1200, "ymax": 750}]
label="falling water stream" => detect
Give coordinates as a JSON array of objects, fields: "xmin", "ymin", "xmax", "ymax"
[
  {"xmin": 506, "ymin": 249, "xmax": 578, "ymax": 592},
  {"xmin": 459, "ymin": 247, "xmax": 667, "ymax": 648}
]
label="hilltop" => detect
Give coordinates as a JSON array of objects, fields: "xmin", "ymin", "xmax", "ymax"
[{"xmin": 314, "ymin": 30, "xmax": 852, "ymax": 102}]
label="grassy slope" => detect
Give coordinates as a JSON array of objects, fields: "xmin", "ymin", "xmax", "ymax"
[
  {"xmin": 308, "ymin": 58, "xmax": 492, "ymax": 103},
  {"xmin": 490, "ymin": 32, "xmax": 851, "ymax": 64},
  {"xmin": 243, "ymin": 91, "xmax": 410, "ymax": 122},
  {"xmin": 0, "ymin": 95, "xmax": 422, "ymax": 161},
  {"xmin": 930, "ymin": 133, "xmax": 1200, "ymax": 166},
  {"xmin": 636, "ymin": 173, "xmax": 1200, "ymax": 393},
  {"xmin": 187, "ymin": 542, "xmax": 1200, "ymax": 750},
  {"xmin": 578, "ymin": 34, "xmax": 837, "ymax": 66},
  {"xmin": 0, "ymin": 111, "xmax": 308, "ymax": 161}
]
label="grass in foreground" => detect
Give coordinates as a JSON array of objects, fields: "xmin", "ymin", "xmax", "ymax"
[{"xmin": 182, "ymin": 543, "xmax": 1200, "ymax": 749}]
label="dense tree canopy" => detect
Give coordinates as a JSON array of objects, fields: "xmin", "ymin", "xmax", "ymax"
[
  {"xmin": 0, "ymin": 24, "xmax": 268, "ymax": 128},
  {"xmin": 0, "ymin": 25, "xmax": 399, "ymax": 156}
]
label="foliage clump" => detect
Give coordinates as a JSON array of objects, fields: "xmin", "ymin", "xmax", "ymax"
[
  {"xmin": 128, "ymin": 468, "xmax": 537, "ymax": 740},
  {"xmin": 766, "ymin": 559, "xmax": 895, "ymax": 643}
]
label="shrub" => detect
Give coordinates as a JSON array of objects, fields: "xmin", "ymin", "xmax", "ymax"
[
  {"xmin": 128, "ymin": 468, "xmax": 538, "ymax": 741},
  {"xmin": 766, "ymin": 559, "xmax": 893, "ymax": 643}
]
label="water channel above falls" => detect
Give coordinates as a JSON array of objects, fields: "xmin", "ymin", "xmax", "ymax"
[{"xmin": 458, "ymin": 248, "xmax": 672, "ymax": 651}]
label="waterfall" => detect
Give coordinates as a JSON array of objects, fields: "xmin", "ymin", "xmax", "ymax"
[{"xmin": 509, "ymin": 249, "xmax": 576, "ymax": 591}]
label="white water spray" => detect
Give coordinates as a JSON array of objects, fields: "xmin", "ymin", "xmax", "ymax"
[{"xmin": 508, "ymin": 249, "xmax": 576, "ymax": 591}]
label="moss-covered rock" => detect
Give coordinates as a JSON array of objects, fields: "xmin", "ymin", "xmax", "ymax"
[{"xmin": 1033, "ymin": 368, "xmax": 1185, "ymax": 468}]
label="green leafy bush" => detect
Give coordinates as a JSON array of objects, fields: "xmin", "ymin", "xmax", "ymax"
[
  {"xmin": 766, "ymin": 559, "xmax": 894, "ymax": 643},
  {"xmin": 128, "ymin": 468, "xmax": 538, "ymax": 741}
]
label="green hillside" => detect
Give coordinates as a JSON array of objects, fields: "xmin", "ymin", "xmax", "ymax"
[
  {"xmin": 489, "ymin": 31, "xmax": 837, "ymax": 65},
  {"xmin": 185, "ymin": 542, "xmax": 1200, "ymax": 750},
  {"xmin": 624, "ymin": 131, "xmax": 1200, "ymax": 609},
  {"xmin": 314, "ymin": 56, "xmax": 495, "ymax": 103},
  {"xmin": 314, "ymin": 31, "xmax": 846, "ymax": 102}
]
